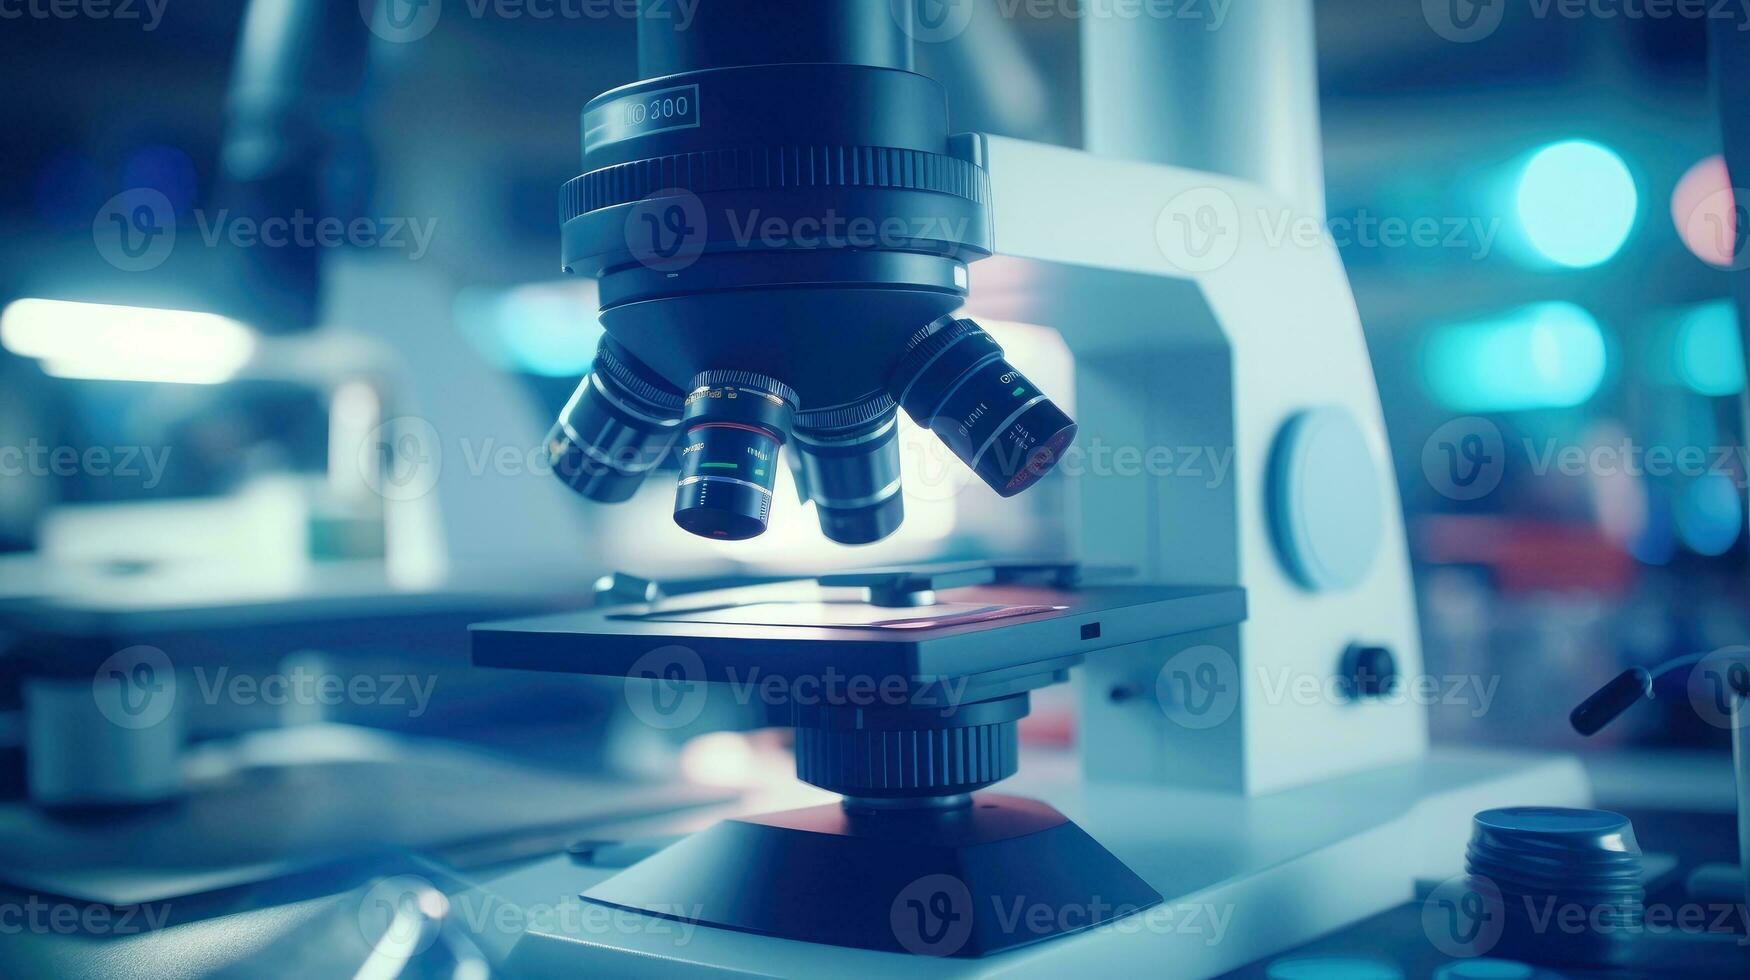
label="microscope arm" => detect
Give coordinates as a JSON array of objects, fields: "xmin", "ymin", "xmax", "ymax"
[{"xmin": 217, "ymin": 0, "xmax": 375, "ymax": 335}]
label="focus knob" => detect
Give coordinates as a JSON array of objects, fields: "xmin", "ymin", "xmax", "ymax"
[{"xmin": 792, "ymin": 695, "xmax": 1026, "ymax": 799}]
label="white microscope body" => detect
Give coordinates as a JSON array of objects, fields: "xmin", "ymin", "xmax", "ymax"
[
  {"xmin": 470, "ymin": 8, "xmax": 1593, "ymax": 976},
  {"xmin": 468, "ymin": 134, "xmax": 1590, "ymax": 980}
]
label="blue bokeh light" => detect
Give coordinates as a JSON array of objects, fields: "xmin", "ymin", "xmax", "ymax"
[
  {"xmin": 1423, "ymin": 302, "xmax": 1609, "ymax": 412},
  {"xmin": 1672, "ymin": 300, "xmax": 1746, "ymax": 397},
  {"xmin": 454, "ymin": 285, "xmax": 600, "ymax": 378},
  {"xmin": 1513, "ymin": 140, "xmax": 1638, "ymax": 269},
  {"xmin": 1266, "ymin": 957, "xmax": 1404, "ymax": 980},
  {"xmin": 121, "ymin": 145, "xmax": 199, "ymax": 214},
  {"xmin": 1434, "ymin": 960, "xmax": 1537, "ymax": 979},
  {"xmin": 1675, "ymin": 473, "xmax": 1743, "ymax": 557}
]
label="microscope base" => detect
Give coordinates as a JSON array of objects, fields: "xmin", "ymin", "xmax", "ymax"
[
  {"xmin": 579, "ymin": 793, "xmax": 1161, "ymax": 958},
  {"xmin": 484, "ymin": 747, "xmax": 1591, "ymax": 978}
]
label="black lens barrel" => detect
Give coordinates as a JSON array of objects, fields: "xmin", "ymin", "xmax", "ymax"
[
  {"xmin": 889, "ymin": 316, "xmax": 1077, "ymax": 498},
  {"xmin": 637, "ymin": 0, "xmax": 912, "ymax": 77},
  {"xmin": 794, "ymin": 395, "xmax": 905, "ymax": 546},
  {"xmin": 673, "ymin": 370, "xmax": 799, "ymax": 541},
  {"xmin": 547, "ymin": 337, "xmax": 684, "ymax": 503},
  {"xmin": 555, "ymin": 318, "xmax": 1069, "ymax": 538}
]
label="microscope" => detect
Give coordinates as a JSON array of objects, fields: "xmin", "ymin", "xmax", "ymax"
[{"xmin": 470, "ymin": 2, "xmax": 1593, "ymax": 974}]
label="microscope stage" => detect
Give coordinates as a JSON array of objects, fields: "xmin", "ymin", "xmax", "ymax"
[{"xmin": 471, "ymin": 582, "xmax": 1245, "ymax": 684}]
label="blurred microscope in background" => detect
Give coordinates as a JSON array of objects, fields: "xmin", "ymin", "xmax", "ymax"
[{"xmin": 0, "ymin": 2, "xmax": 1087, "ymax": 940}]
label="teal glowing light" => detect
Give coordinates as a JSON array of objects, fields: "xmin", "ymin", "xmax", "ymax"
[
  {"xmin": 1423, "ymin": 302, "xmax": 1608, "ymax": 412},
  {"xmin": 1434, "ymin": 961, "xmax": 1536, "ymax": 980},
  {"xmin": 1267, "ymin": 958, "xmax": 1403, "ymax": 980},
  {"xmin": 1673, "ymin": 300, "xmax": 1746, "ymax": 397},
  {"xmin": 1676, "ymin": 474, "xmax": 1743, "ymax": 557},
  {"xmin": 1513, "ymin": 140, "xmax": 1638, "ymax": 269},
  {"xmin": 454, "ymin": 285, "xmax": 600, "ymax": 378}
]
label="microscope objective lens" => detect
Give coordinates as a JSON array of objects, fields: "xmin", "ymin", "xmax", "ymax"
[{"xmin": 672, "ymin": 370, "xmax": 799, "ymax": 541}]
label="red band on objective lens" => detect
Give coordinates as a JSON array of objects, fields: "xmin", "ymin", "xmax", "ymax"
[{"xmin": 688, "ymin": 421, "xmax": 778, "ymax": 437}]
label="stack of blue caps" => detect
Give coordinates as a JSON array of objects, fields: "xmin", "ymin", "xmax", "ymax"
[{"xmin": 1464, "ymin": 807, "xmax": 1644, "ymax": 968}]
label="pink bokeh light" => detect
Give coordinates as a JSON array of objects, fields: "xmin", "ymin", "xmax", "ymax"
[{"xmin": 1671, "ymin": 154, "xmax": 1741, "ymax": 269}]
